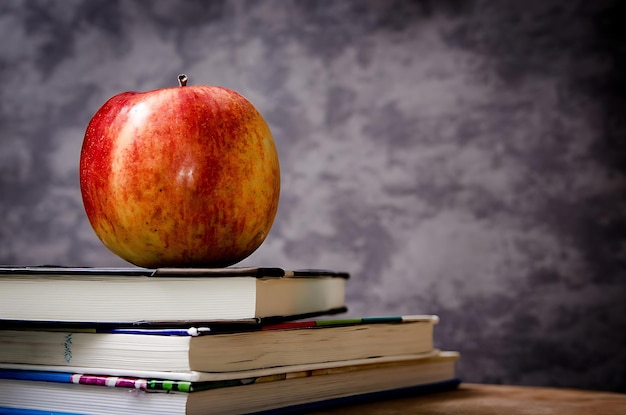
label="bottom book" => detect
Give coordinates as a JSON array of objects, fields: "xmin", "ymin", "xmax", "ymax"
[{"xmin": 0, "ymin": 352, "xmax": 460, "ymax": 415}]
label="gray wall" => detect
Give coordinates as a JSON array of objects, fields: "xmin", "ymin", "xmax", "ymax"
[{"xmin": 1, "ymin": 0, "xmax": 625, "ymax": 392}]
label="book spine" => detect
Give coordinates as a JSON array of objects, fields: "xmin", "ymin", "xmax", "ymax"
[
  {"xmin": 261, "ymin": 321, "xmax": 317, "ymax": 330},
  {"xmin": 70, "ymin": 374, "xmax": 193, "ymax": 392},
  {"xmin": 316, "ymin": 317, "xmax": 404, "ymax": 326},
  {"xmin": 105, "ymin": 327, "xmax": 212, "ymax": 336},
  {"xmin": 0, "ymin": 370, "xmax": 193, "ymax": 393},
  {"xmin": 261, "ymin": 316, "xmax": 416, "ymax": 331}
]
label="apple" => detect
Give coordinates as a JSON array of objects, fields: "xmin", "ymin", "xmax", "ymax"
[{"xmin": 79, "ymin": 74, "xmax": 280, "ymax": 268}]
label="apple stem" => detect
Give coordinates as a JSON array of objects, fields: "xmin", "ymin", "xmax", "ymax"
[{"xmin": 178, "ymin": 74, "xmax": 188, "ymax": 87}]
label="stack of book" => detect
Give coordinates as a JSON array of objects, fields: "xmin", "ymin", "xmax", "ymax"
[{"xmin": 0, "ymin": 266, "xmax": 460, "ymax": 414}]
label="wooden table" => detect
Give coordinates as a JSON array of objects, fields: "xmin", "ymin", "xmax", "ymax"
[{"xmin": 300, "ymin": 383, "xmax": 626, "ymax": 415}]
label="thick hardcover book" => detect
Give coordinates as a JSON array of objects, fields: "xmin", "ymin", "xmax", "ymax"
[
  {"xmin": 0, "ymin": 266, "xmax": 348, "ymax": 325},
  {"xmin": 0, "ymin": 352, "xmax": 460, "ymax": 415},
  {"xmin": 0, "ymin": 315, "xmax": 438, "ymax": 372}
]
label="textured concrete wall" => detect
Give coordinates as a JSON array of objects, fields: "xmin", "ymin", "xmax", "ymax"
[{"xmin": 1, "ymin": 0, "xmax": 625, "ymax": 392}]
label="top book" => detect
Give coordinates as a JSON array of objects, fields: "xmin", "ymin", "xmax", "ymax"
[{"xmin": 0, "ymin": 267, "xmax": 348, "ymax": 325}]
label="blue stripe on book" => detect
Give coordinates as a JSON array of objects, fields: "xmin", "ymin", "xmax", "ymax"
[
  {"xmin": 0, "ymin": 408, "xmax": 84, "ymax": 415},
  {"xmin": 0, "ymin": 370, "xmax": 72, "ymax": 383}
]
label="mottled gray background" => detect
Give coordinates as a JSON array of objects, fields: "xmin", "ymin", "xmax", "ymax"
[{"xmin": 1, "ymin": 0, "xmax": 625, "ymax": 393}]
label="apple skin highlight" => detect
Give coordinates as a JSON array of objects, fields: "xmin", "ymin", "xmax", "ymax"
[{"xmin": 80, "ymin": 76, "xmax": 280, "ymax": 268}]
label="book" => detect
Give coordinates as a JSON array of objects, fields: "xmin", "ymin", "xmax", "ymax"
[
  {"xmin": 0, "ymin": 267, "xmax": 348, "ymax": 325},
  {"xmin": 0, "ymin": 352, "xmax": 461, "ymax": 415},
  {"xmin": 0, "ymin": 315, "xmax": 438, "ymax": 372},
  {"xmin": 0, "ymin": 350, "xmax": 443, "ymax": 382}
]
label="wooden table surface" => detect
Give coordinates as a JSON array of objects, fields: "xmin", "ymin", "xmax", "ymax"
[{"xmin": 300, "ymin": 383, "xmax": 626, "ymax": 415}]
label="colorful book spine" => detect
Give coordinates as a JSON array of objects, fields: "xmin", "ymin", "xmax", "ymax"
[
  {"xmin": 0, "ymin": 369, "xmax": 288, "ymax": 393},
  {"xmin": 1, "ymin": 315, "xmax": 437, "ymax": 337},
  {"xmin": 261, "ymin": 315, "xmax": 437, "ymax": 331},
  {"xmin": 105, "ymin": 327, "xmax": 213, "ymax": 336},
  {"xmin": 96, "ymin": 315, "xmax": 437, "ymax": 336},
  {"xmin": 0, "ymin": 369, "xmax": 194, "ymax": 392}
]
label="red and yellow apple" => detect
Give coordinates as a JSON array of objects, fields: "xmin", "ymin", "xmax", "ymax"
[{"xmin": 79, "ymin": 74, "xmax": 280, "ymax": 268}]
